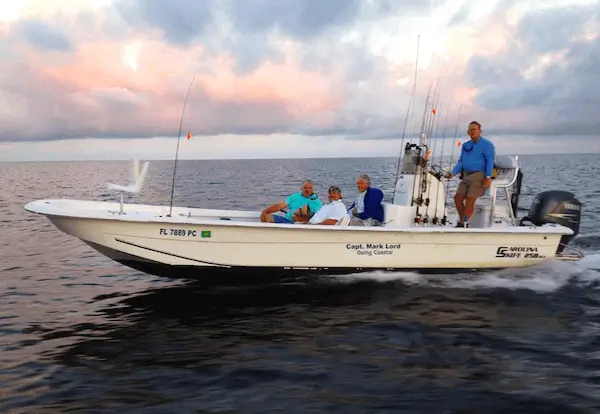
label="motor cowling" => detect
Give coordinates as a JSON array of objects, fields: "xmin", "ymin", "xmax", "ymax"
[{"xmin": 521, "ymin": 190, "xmax": 582, "ymax": 252}]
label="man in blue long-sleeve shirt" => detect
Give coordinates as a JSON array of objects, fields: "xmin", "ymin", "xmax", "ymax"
[{"xmin": 445, "ymin": 121, "xmax": 495, "ymax": 227}]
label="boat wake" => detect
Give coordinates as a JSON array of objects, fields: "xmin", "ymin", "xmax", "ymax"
[{"xmin": 322, "ymin": 252, "xmax": 600, "ymax": 293}]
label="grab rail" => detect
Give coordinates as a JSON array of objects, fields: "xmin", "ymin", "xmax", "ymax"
[{"xmin": 489, "ymin": 155, "xmax": 519, "ymax": 227}]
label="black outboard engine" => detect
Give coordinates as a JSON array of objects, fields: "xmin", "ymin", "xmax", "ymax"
[{"xmin": 520, "ymin": 190, "xmax": 582, "ymax": 252}]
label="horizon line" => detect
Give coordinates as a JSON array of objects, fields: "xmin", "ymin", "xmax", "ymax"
[{"xmin": 1, "ymin": 152, "xmax": 598, "ymax": 163}]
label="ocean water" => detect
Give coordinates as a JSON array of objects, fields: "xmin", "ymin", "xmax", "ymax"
[{"xmin": 1, "ymin": 154, "xmax": 600, "ymax": 413}]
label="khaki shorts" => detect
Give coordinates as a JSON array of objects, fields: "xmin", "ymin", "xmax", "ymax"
[{"xmin": 457, "ymin": 171, "xmax": 485, "ymax": 199}]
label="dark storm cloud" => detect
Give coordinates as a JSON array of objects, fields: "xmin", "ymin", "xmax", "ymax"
[
  {"xmin": 10, "ymin": 19, "xmax": 73, "ymax": 51},
  {"xmin": 466, "ymin": 3, "xmax": 600, "ymax": 136}
]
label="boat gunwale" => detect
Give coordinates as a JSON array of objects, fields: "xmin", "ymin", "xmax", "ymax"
[{"xmin": 24, "ymin": 198, "xmax": 575, "ymax": 235}]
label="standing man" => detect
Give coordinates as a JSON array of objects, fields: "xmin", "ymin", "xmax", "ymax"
[{"xmin": 445, "ymin": 121, "xmax": 495, "ymax": 227}]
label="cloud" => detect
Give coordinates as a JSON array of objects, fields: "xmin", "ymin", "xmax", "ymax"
[
  {"xmin": 0, "ymin": 0, "xmax": 599, "ymax": 158},
  {"xmin": 9, "ymin": 19, "xmax": 73, "ymax": 51},
  {"xmin": 463, "ymin": 1, "xmax": 600, "ymax": 136},
  {"xmin": 115, "ymin": 0, "xmax": 214, "ymax": 46}
]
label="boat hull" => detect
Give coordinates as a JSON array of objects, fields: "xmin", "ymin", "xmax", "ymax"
[{"xmin": 33, "ymin": 209, "xmax": 571, "ymax": 279}]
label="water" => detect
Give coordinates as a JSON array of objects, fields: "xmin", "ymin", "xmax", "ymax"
[{"xmin": 1, "ymin": 154, "xmax": 600, "ymax": 413}]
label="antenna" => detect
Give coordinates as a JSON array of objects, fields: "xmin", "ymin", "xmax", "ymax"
[
  {"xmin": 392, "ymin": 34, "xmax": 420, "ymax": 201},
  {"xmin": 168, "ymin": 76, "xmax": 196, "ymax": 217}
]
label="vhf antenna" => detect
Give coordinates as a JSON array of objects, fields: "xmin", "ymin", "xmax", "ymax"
[{"xmin": 168, "ymin": 75, "xmax": 196, "ymax": 217}]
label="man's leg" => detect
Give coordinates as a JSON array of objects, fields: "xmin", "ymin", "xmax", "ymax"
[
  {"xmin": 292, "ymin": 205, "xmax": 312, "ymax": 223},
  {"xmin": 349, "ymin": 218, "xmax": 367, "ymax": 226},
  {"xmin": 464, "ymin": 197, "xmax": 477, "ymax": 221},
  {"xmin": 464, "ymin": 173, "xmax": 485, "ymax": 222},
  {"xmin": 454, "ymin": 181, "xmax": 467, "ymax": 224},
  {"xmin": 271, "ymin": 215, "xmax": 293, "ymax": 224}
]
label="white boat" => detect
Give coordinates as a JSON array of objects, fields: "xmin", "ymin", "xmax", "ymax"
[{"xmin": 23, "ymin": 147, "xmax": 585, "ymax": 279}]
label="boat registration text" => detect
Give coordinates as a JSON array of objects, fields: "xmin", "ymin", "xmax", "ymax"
[
  {"xmin": 346, "ymin": 243, "xmax": 401, "ymax": 256},
  {"xmin": 159, "ymin": 228, "xmax": 211, "ymax": 238}
]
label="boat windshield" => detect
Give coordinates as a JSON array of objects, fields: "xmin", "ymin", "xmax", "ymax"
[{"xmin": 400, "ymin": 147, "xmax": 421, "ymax": 174}]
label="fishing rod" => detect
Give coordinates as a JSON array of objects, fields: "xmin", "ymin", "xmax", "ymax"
[
  {"xmin": 432, "ymin": 102, "xmax": 451, "ymax": 225},
  {"xmin": 415, "ymin": 73, "xmax": 442, "ymax": 222},
  {"xmin": 392, "ymin": 34, "xmax": 420, "ymax": 202},
  {"xmin": 424, "ymin": 95, "xmax": 444, "ymax": 223},
  {"xmin": 442, "ymin": 103, "xmax": 463, "ymax": 224},
  {"xmin": 410, "ymin": 80, "xmax": 433, "ymax": 214},
  {"xmin": 425, "ymin": 77, "xmax": 443, "ymax": 153},
  {"xmin": 168, "ymin": 75, "xmax": 196, "ymax": 217}
]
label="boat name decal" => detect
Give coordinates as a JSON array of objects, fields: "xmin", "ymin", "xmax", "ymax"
[
  {"xmin": 159, "ymin": 228, "xmax": 211, "ymax": 238},
  {"xmin": 495, "ymin": 246, "xmax": 545, "ymax": 259},
  {"xmin": 346, "ymin": 243, "xmax": 401, "ymax": 256}
]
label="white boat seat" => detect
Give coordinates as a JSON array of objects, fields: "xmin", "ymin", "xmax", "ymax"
[{"xmin": 107, "ymin": 158, "xmax": 150, "ymax": 194}]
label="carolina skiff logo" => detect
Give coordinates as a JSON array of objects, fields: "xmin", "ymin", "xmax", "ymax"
[{"xmin": 495, "ymin": 246, "xmax": 545, "ymax": 259}]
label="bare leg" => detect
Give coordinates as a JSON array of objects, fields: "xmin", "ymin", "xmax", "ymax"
[
  {"xmin": 454, "ymin": 193, "xmax": 466, "ymax": 223},
  {"xmin": 292, "ymin": 205, "xmax": 311, "ymax": 223},
  {"xmin": 464, "ymin": 197, "xmax": 477, "ymax": 221}
]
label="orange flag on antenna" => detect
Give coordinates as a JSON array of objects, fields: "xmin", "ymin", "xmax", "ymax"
[
  {"xmin": 186, "ymin": 132, "xmax": 191, "ymax": 140},
  {"xmin": 432, "ymin": 108, "xmax": 436, "ymax": 115},
  {"xmin": 457, "ymin": 140, "xmax": 462, "ymax": 147}
]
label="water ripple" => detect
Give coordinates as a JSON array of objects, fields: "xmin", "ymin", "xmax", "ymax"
[{"xmin": 1, "ymin": 154, "xmax": 600, "ymax": 412}]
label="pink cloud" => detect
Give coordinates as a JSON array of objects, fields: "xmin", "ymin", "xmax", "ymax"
[{"xmin": 1, "ymin": 28, "xmax": 344, "ymax": 140}]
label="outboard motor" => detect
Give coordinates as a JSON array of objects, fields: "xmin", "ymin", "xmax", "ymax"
[{"xmin": 520, "ymin": 190, "xmax": 582, "ymax": 252}]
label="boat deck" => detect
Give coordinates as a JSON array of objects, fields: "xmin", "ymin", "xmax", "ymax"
[{"xmin": 24, "ymin": 198, "xmax": 575, "ymax": 235}]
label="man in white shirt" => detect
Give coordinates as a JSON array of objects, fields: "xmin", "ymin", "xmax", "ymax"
[{"xmin": 309, "ymin": 185, "xmax": 349, "ymax": 225}]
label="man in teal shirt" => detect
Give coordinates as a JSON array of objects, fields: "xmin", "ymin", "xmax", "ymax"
[
  {"xmin": 445, "ymin": 121, "xmax": 495, "ymax": 227},
  {"xmin": 260, "ymin": 180, "xmax": 323, "ymax": 224}
]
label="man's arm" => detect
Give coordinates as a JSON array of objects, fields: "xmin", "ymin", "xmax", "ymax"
[
  {"xmin": 260, "ymin": 200, "xmax": 288, "ymax": 220},
  {"xmin": 358, "ymin": 188, "xmax": 383, "ymax": 220},
  {"xmin": 311, "ymin": 204, "xmax": 347, "ymax": 225},
  {"xmin": 319, "ymin": 219, "xmax": 339, "ymax": 225},
  {"xmin": 483, "ymin": 141, "xmax": 495, "ymax": 177}
]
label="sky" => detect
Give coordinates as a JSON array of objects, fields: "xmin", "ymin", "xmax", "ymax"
[{"xmin": 0, "ymin": 0, "xmax": 598, "ymax": 161}]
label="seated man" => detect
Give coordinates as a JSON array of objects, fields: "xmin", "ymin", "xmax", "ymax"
[
  {"xmin": 309, "ymin": 185, "xmax": 349, "ymax": 225},
  {"xmin": 260, "ymin": 180, "xmax": 323, "ymax": 224},
  {"xmin": 444, "ymin": 121, "xmax": 495, "ymax": 227},
  {"xmin": 347, "ymin": 174, "xmax": 384, "ymax": 226}
]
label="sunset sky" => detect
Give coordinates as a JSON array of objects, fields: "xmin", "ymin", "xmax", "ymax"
[{"xmin": 0, "ymin": 0, "xmax": 598, "ymax": 161}]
